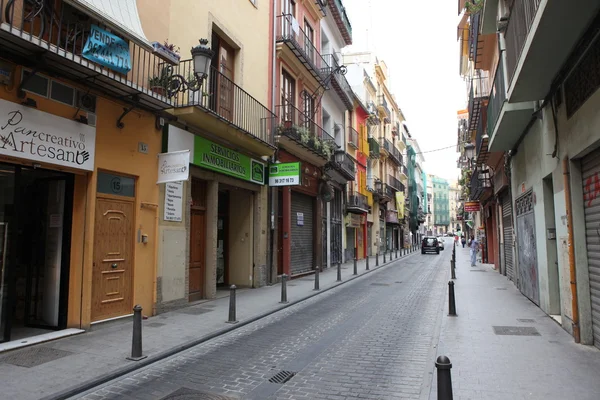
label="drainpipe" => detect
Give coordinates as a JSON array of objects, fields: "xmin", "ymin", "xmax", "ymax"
[
  {"xmin": 562, "ymin": 157, "xmax": 581, "ymax": 343},
  {"xmin": 267, "ymin": 0, "xmax": 278, "ymax": 284}
]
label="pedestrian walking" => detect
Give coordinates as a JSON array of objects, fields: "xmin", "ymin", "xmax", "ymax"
[
  {"xmin": 461, "ymin": 236, "xmax": 466, "ymax": 248},
  {"xmin": 469, "ymin": 235, "xmax": 479, "ymax": 266}
]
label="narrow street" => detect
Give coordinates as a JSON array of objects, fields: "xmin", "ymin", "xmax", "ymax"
[{"xmin": 74, "ymin": 251, "xmax": 450, "ymax": 400}]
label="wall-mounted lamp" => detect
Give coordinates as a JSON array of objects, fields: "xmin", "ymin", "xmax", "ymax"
[{"xmin": 167, "ymin": 39, "xmax": 214, "ymax": 97}]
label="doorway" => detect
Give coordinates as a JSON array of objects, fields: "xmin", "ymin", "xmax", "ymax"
[
  {"xmin": 217, "ymin": 190, "xmax": 229, "ymax": 287},
  {"xmin": 543, "ymin": 175, "xmax": 561, "ymax": 321},
  {"xmin": 0, "ymin": 163, "xmax": 74, "ymax": 343}
]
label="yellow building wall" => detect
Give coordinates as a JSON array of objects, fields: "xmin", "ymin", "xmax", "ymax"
[{"xmin": 138, "ymin": 0, "xmax": 270, "ymax": 105}]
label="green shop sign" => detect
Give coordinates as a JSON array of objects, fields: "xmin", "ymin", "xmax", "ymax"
[
  {"xmin": 269, "ymin": 162, "xmax": 300, "ymax": 186},
  {"xmin": 193, "ymin": 136, "xmax": 265, "ymax": 185}
]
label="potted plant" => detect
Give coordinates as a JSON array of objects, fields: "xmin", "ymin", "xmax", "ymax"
[
  {"xmin": 322, "ymin": 141, "xmax": 335, "ymax": 159},
  {"xmin": 151, "ymin": 39, "xmax": 181, "ymax": 65},
  {"xmin": 149, "ymin": 67, "xmax": 172, "ymax": 96},
  {"xmin": 298, "ymin": 125, "xmax": 311, "ymax": 144}
]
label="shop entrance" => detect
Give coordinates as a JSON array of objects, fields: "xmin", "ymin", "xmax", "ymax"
[
  {"xmin": 0, "ymin": 163, "xmax": 74, "ymax": 343},
  {"xmin": 217, "ymin": 190, "xmax": 229, "ymax": 287}
]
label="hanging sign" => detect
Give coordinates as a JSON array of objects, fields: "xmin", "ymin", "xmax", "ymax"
[
  {"xmin": 395, "ymin": 192, "xmax": 405, "ymax": 219},
  {"xmin": 193, "ymin": 136, "xmax": 265, "ymax": 185},
  {"xmin": 464, "ymin": 201, "xmax": 481, "ymax": 212},
  {"xmin": 157, "ymin": 150, "xmax": 190, "ymax": 184},
  {"xmin": 269, "ymin": 162, "xmax": 300, "ymax": 186},
  {"xmin": 82, "ymin": 25, "xmax": 132, "ymax": 74},
  {"xmin": 164, "ymin": 181, "xmax": 183, "ymax": 222},
  {"xmin": 0, "ymin": 98, "xmax": 96, "ymax": 171}
]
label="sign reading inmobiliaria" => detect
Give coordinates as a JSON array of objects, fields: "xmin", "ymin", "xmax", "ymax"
[{"xmin": 0, "ymin": 98, "xmax": 96, "ymax": 171}]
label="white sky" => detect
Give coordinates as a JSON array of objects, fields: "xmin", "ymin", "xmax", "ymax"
[{"xmin": 343, "ymin": 0, "xmax": 467, "ymax": 182}]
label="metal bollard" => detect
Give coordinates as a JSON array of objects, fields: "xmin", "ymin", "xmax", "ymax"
[
  {"xmin": 435, "ymin": 356, "xmax": 454, "ymax": 400},
  {"xmin": 376, "ymin": 252, "xmax": 379, "ymax": 266},
  {"xmin": 448, "ymin": 281, "xmax": 457, "ymax": 316},
  {"xmin": 227, "ymin": 285, "xmax": 238, "ymax": 324},
  {"xmin": 314, "ymin": 266, "xmax": 320, "ymax": 290},
  {"xmin": 337, "ymin": 262, "xmax": 342, "ymax": 282},
  {"xmin": 353, "ymin": 248, "xmax": 358, "ymax": 275},
  {"xmin": 396, "ymin": 248, "xmax": 398, "ymax": 259},
  {"xmin": 383, "ymin": 250, "xmax": 386, "ymax": 263},
  {"xmin": 366, "ymin": 254, "xmax": 370, "ymax": 270},
  {"xmin": 127, "ymin": 305, "xmax": 147, "ymax": 361},
  {"xmin": 280, "ymin": 274, "xmax": 288, "ymax": 304},
  {"xmin": 451, "ymin": 259, "xmax": 456, "ymax": 280}
]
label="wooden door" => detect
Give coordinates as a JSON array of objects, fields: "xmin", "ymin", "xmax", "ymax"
[
  {"xmin": 189, "ymin": 209, "xmax": 206, "ymax": 301},
  {"xmin": 92, "ymin": 198, "xmax": 134, "ymax": 321},
  {"xmin": 217, "ymin": 38, "xmax": 234, "ymax": 121},
  {"xmin": 281, "ymin": 70, "xmax": 296, "ymax": 123}
]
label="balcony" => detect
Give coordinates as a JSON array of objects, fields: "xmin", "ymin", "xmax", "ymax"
[
  {"xmin": 505, "ymin": 0, "xmax": 600, "ymax": 102},
  {"xmin": 322, "ymin": 54, "xmax": 353, "ymax": 109},
  {"xmin": 170, "ymin": 62, "xmax": 276, "ymax": 155},
  {"xmin": 276, "ymin": 14, "xmax": 329, "ymax": 85},
  {"xmin": 475, "ymin": 108, "xmax": 489, "ymax": 166},
  {"xmin": 467, "ymin": 71, "xmax": 491, "ymax": 131},
  {"xmin": 387, "ymin": 140, "xmax": 402, "ymax": 165},
  {"xmin": 329, "ymin": 0, "xmax": 353, "ymax": 45},
  {"xmin": 275, "ymin": 103, "xmax": 337, "ymax": 166},
  {"xmin": 327, "ymin": 150, "xmax": 355, "ymax": 181},
  {"xmin": 400, "ymin": 165, "xmax": 408, "ymax": 180},
  {"xmin": 385, "ymin": 210, "xmax": 399, "ymax": 224},
  {"xmin": 0, "ymin": 0, "xmax": 172, "ymax": 111},
  {"xmin": 470, "ymin": 167, "xmax": 492, "ymax": 201},
  {"xmin": 347, "ymin": 126, "xmax": 359, "ymax": 149},
  {"xmin": 388, "ymin": 175, "xmax": 403, "ymax": 192},
  {"xmin": 383, "ymin": 184, "xmax": 395, "ymax": 200},
  {"xmin": 368, "ymin": 137, "xmax": 380, "ymax": 159},
  {"xmin": 377, "ymin": 95, "xmax": 391, "ymax": 120},
  {"xmin": 381, "ymin": 137, "xmax": 390, "ymax": 154},
  {"xmin": 487, "ymin": 54, "xmax": 535, "ymax": 152},
  {"xmin": 468, "ymin": 12, "xmax": 481, "ymax": 67},
  {"xmin": 347, "ymin": 192, "xmax": 368, "ymax": 213}
]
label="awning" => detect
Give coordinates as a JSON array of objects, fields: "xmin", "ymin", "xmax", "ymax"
[{"xmin": 64, "ymin": 0, "xmax": 153, "ymax": 50}]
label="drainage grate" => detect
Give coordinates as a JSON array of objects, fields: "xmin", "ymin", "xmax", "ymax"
[
  {"xmin": 175, "ymin": 307, "xmax": 214, "ymax": 315},
  {"xmin": 0, "ymin": 347, "xmax": 73, "ymax": 368},
  {"xmin": 160, "ymin": 387, "xmax": 238, "ymax": 400},
  {"xmin": 517, "ymin": 318, "xmax": 535, "ymax": 323},
  {"xmin": 492, "ymin": 326, "xmax": 540, "ymax": 336},
  {"xmin": 370, "ymin": 283, "xmax": 391, "ymax": 286},
  {"xmin": 268, "ymin": 370, "xmax": 296, "ymax": 384}
]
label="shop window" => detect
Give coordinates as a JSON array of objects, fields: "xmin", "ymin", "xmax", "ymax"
[
  {"xmin": 21, "ymin": 70, "xmax": 49, "ymax": 97},
  {"xmin": 97, "ymin": 172, "xmax": 135, "ymax": 197},
  {"xmin": 50, "ymin": 81, "xmax": 75, "ymax": 106}
]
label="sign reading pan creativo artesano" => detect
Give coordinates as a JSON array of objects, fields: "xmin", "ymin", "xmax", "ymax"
[
  {"xmin": 0, "ymin": 98, "xmax": 96, "ymax": 171},
  {"xmin": 193, "ymin": 136, "xmax": 265, "ymax": 185}
]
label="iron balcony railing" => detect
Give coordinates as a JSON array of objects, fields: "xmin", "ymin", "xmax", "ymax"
[
  {"xmin": 275, "ymin": 103, "xmax": 337, "ymax": 159},
  {"xmin": 388, "ymin": 175, "xmax": 403, "ymax": 191},
  {"xmin": 330, "ymin": 0, "xmax": 352, "ymax": 44},
  {"xmin": 368, "ymin": 137, "xmax": 380, "ymax": 159},
  {"xmin": 386, "ymin": 140, "xmax": 402, "ymax": 165},
  {"xmin": 487, "ymin": 58, "xmax": 507, "ymax": 140},
  {"xmin": 171, "ymin": 61, "xmax": 275, "ymax": 145},
  {"xmin": 276, "ymin": 14, "xmax": 329, "ymax": 84},
  {"xmin": 468, "ymin": 12, "xmax": 481, "ymax": 67},
  {"xmin": 347, "ymin": 126, "xmax": 359, "ymax": 149},
  {"xmin": 381, "ymin": 137, "xmax": 391, "ymax": 153},
  {"xmin": 331, "ymin": 151, "xmax": 355, "ymax": 180},
  {"xmin": 470, "ymin": 167, "xmax": 492, "ymax": 200},
  {"xmin": 475, "ymin": 109, "xmax": 488, "ymax": 165},
  {"xmin": 400, "ymin": 164, "xmax": 408, "ymax": 177},
  {"xmin": 377, "ymin": 95, "xmax": 391, "ymax": 117},
  {"xmin": 0, "ymin": 0, "xmax": 172, "ymax": 110},
  {"xmin": 347, "ymin": 192, "xmax": 368, "ymax": 211},
  {"xmin": 322, "ymin": 54, "xmax": 353, "ymax": 108},
  {"xmin": 467, "ymin": 71, "xmax": 491, "ymax": 131},
  {"xmin": 384, "ymin": 183, "xmax": 395, "ymax": 199},
  {"xmin": 505, "ymin": 0, "xmax": 543, "ymax": 85}
]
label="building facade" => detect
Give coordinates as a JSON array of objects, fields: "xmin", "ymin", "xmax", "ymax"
[{"xmin": 432, "ymin": 176, "xmax": 450, "ymax": 235}]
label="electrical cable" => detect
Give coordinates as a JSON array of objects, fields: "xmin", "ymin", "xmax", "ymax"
[{"xmin": 413, "ymin": 144, "xmax": 458, "ymax": 155}]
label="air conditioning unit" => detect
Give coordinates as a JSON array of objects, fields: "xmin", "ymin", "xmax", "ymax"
[{"xmin": 76, "ymin": 91, "xmax": 97, "ymax": 113}]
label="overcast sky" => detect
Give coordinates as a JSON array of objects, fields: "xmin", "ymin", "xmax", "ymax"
[{"xmin": 343, "ymin": 0, "xmax": 466, "ymax": 182}]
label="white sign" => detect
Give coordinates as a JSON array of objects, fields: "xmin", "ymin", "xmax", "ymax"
[
  {"xmin": 297, "ymin": 212, "xmax": 304, "ymax": 226},
  {"xmin": 157, "ymin": 150, "xmax": 189, "ymax": 184},
  {"xmin": 0, "ymin": 98, "xmax": 96, "ymax": 171},
  {"xmin": 164, "ymin": 181, "xmax": 183, "ymax": 222}
]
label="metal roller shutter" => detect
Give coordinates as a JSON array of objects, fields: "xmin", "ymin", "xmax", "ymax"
[
  {"xmin": 582, "ymin": 149, "xmax": 600, "ymax": 349},
  {"xmin": 291, "ymin": 191, "xmax": 314, "ymax": 275},
  {"xmin": 502, "ymin": 193, "xmax": 515, "ymax": 283}
]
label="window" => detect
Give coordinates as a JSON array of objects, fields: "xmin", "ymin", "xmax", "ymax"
[
  {"xmin": 21, "ymin": 70, "xmax": 49, "ymax": 97},
  {"xmin": 304, "ymin": 19, "xmax": 314, "ymax": 62},
  {"xmin": 50, "ymin": 81, "xmax": 75, "ymax": 106}
]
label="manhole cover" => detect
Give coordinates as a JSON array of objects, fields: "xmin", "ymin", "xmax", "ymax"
[
  {"xmin": 492, "ymin": 326, "xmax": 540, "ymax": 336},
  {"xmin": 160, "ymin": 388, "xmax": 238, "ymax": 400},
  {"xmin": 269, "ymin": 370, "xmax": 296, "ymax": 384},
  {"xmin": 370, "ymin": 283, "xmax": 391, "ymax": 286},
  {"xmin": 0, "ymin": 347, "xmax": 73, "ymax": 368},
  {"xmin": 146, "ymin": 322, "xmax": 166, "ymax": 328},
  {"xmin": 517, "ymin": 318, "xmax": 535, "ymax": 323},
  {"xmin": 175, "ymin": 307, "xmax": 214, "ymax": 315}
]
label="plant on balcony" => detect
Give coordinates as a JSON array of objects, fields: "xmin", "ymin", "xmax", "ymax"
[
  {"xmin": 464, "ymin": 0, "xmax": 484, "ymax": 14},
  {"xmin": 151, "ymin": 39, "xmax": 182, "ymax": 65},
  {"xmin": 322, "ymin": 141, "xmax": 335, "ymax": 159},
  {"xmin": 149, "ymin": 67, "xmax": 173, "ymax": 96}
]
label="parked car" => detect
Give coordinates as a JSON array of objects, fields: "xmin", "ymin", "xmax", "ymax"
[
  {"xmin": 437, "ymin": 236, "xmax": 445, "ymax": 250},
  {"xmin": 422, "ymin": 236, "xmax": 440, "ymax": 254}
]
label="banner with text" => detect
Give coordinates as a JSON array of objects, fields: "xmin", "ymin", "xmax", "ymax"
[
  {"xmin": 157, "ymin": 150, "xmax": 190, "ymax": 184},
  {"xmin": 82, "ymin": 25, "xmax": 131, "ymax": 74},
  {"xmin": 269, "ymin": 162, "xmax": 300, "ymax": 186},
  {"xmin": 395, "ymin": 192, "xmax": 405, "ymax": 219}
]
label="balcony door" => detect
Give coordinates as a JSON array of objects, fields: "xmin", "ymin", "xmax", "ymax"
[
  {"xmin": 302, "ymin": 91, "xmax": 315, "ymax": 132},
  {"xmin": 211, "ymin": 32, "xmax": 235, "ymax": 122},
  {"xmin": 304, "ymin": 19, "xmax": 315, "ymax": 64},
  {"xmin": 281, "ymin": 70, "xmax": 296, "ymax": 125}
]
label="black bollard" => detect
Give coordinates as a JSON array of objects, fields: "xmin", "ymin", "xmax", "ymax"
[
  {"xmin": 227, "ymin": 285, "xmax": 238, "ymax": 324},
  {"xmin": 383, "ymin": 250, "xmax": 386, "ymax": 263},
  {"xmin": 366, "ymin": 254, "xmax": 370, "ymax": 270},
  {"xmin": 376, "ymin": 252, "xmax": 379, "ymax": 266},
  {"xmin": 448, "ymin": 281, "xmax": 457, "ymax": 316},
  {"xmin": 353, "ymin": 248, "xmax": 358, "ymax": 275},
  {"xmin": 337, "ymin": 262, "xmax": 342, "ymax": 282},
  {"xmin": 314, "ymin": 266, "xmax": 320, "ymax": 290},
  {"xmin": 280, "ymin": 274, "xmax": 288, "ymax": 304},
  {"xmin": 435, "ymin": 356, "xmax": 454, "ymax": 400},
  {"xmin": 127, "ymin": 305, "xmax": 147, "ymax": 361},
  {"xmin": 451, "ymin": 259, "xmax": 456, "ymax": 280},
  {"xmin": 396, "ymin": 248, "xmax": 398, "ymax": 259}
]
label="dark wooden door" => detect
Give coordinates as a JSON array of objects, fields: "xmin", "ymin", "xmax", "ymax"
[{"xmin": 189, "ymin": 209, "xmax": 206, "ymax": 301}]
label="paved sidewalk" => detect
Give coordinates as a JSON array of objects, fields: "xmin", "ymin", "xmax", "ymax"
[
  {"xmin": 429, "ymin": 245, "xmax": 600, "ymax": 400},
  {"xmin": 0, "ymin": 248, "xmax": 418, "ymax": 400}
]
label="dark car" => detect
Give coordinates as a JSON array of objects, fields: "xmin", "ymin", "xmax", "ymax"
[{"xmin": 421, "ymin": 236, "xmax": 440, "ymax": 254}]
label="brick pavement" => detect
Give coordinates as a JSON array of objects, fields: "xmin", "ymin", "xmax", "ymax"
[
  {"xmin": 429, "ymin": 245, "xmax": 600, "ymax": 400},
  {"xmin": 0, "ymin": 248, "xmax": 419, "ymax": 400}
]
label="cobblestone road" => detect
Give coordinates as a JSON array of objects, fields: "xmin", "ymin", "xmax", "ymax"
[{"xmin": 73, "ymin": 250, "xmax": 450, "ymax": 400}]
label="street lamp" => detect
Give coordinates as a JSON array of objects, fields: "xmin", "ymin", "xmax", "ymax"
[
  {"xmin": 167, "ymin": 38, "xmax": 214, "ymax": 97},
  {"xmin": 334, "ymin": 149, "xmax": 345, "ymax": 164},
  {"xmin": 464, "ymin": 143, "xmax": 476, "ymax": 169},
  {"xmin": 375, "ymin": 180, "xmax": 383, "ymax": 192}
]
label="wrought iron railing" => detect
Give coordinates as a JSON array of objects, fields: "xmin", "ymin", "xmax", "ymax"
[
  {"xmin": 170, "ymin": 61, "xmax": 275, "ymax": 144},
  {"xmin": 368, "ymin": 137, "xmax": 380, "ymax": 158},
  {"xmin": 347, "ymin": 126, "xmax": 359, "ymax": 149},
  {"xmin": 487, "ymin": 58, "xmax": 507, "ymax": 139},
  {"xmin": 469, "ymin": 12, "xmax": 481, "ymax": 66},
  {"xmin": 475, "ymin": 109, "xmax": 486, "ymax": 160},
  {"xmin": 347, "ymin": 192, "xmax": 368, "ymax": 210},
  {"xmin": 401, "ymin": 165, "xmax": 408, "ymax": 177},
  {"xmin": 384, "ymin": 183, "xmax": 395, "ymax": 198},
  {"xmin": 387, "ymin": 140, "xmax": 402, "ymax": 165},
  {"xmin": 505, "ymin": 0, "xmax": 542, "ymax": 85},
  {"xmin": 388, "ymin": 175, "xmax": 403, "ymax": 191},
  {"xmin": 330, "ymin": 0, "xmax": 352, "ymax": 41},
  {"xmin": 381, "ymin": 137, "xmax": 391, "ymax": 152},
  {"xmin": 322, "ymin": 54, "xmax": 352, "ymax": 105},
  {"xmin": 275, "ymin": 103, "xmax": 337, "ymax": 158},
  {"xmin": 332, "ymin": 151, "xmax": 355, "ymax": 178},
  {"xmin": 276, "ymin": 14, "xmax": 329, "ymax": 81},
  {"xmin": 377, "ymin": 95, "xmax": 391, "ymax": 117},
  {"xmin": 0, "ymin": 0, "xmax": 172, "ymax": 109},
  {"xmin": 467, "ymin": 71, "xmax": 491, "ymax": 131}
]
